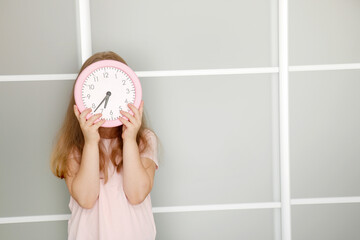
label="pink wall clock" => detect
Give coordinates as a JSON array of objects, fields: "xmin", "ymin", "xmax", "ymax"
[{"xmin": 74, "ymin": 59, "xmax": 142, "ymax": 128}]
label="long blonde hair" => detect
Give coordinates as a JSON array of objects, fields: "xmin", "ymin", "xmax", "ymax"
[{"xmin": 50, "ymin": 51, "xmax": 159, "ymax": 184}]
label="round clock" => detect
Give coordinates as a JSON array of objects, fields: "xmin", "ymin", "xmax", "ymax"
[{"xmin": 74, "ymin": 59, "xmax": 142, "ymax": 128}]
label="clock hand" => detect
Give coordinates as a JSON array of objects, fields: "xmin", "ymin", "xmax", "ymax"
[
  {"xmin": 104, "ymin": 91, "xmax": 111, "ymax": 109},
  {"xmin": 94, "ymin": 95, "xmax": 107, "ymax": 112},
  {"xmin": 104, "ymin": 96, "xmax": 109, "ymax": 109}
]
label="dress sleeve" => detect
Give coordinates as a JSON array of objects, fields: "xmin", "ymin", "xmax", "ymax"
[{"xmin": 140, "ymin": 129, "xmax": 159, "ymax": 170}]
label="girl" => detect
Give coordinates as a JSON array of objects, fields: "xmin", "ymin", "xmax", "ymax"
[{"xmin": 50, "ymin": 51, "xmax": 160, "ymax": 240}]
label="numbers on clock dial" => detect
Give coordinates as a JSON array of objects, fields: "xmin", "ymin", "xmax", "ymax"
[{"xmin": 81, "ymin": 66, "xmax": 136, "ymax": 121}]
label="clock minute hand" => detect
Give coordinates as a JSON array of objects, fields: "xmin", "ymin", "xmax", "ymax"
[{"xmin": 94, "ymin": 95, "xmax": 107, "ymax": 112}]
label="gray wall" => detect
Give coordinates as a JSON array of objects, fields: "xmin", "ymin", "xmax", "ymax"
[{"xmin": 0, "ymin": 0, "xmax": 359, "ymax": 239}]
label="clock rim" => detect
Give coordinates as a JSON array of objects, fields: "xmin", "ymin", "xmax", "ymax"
[{"xmin": 74, "ymin": 59, "xmax": 142, "ymax": 128}]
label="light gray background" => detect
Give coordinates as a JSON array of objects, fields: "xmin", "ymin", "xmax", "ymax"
[{"xmin": 0, "ymin": 0, "xmax": 359, "ymax": 239}]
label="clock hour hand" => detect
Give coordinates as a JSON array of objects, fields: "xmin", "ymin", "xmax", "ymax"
[
  {"xmin": 104, "ymin": 97, "xmax": 109, "ymax": 109},
  {"xmin": 104, "ymin": 91, "xmax": 111, "ymax": 109}
]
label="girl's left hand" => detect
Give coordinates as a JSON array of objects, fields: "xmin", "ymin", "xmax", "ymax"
[{"xmin": 119, "ymin": 100, "xmax": 144, "ymax": 141}]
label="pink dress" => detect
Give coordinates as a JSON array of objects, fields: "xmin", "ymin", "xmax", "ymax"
[{"xmin": 67, "ymin": 130, "xmax": 159, "ymax": 240}]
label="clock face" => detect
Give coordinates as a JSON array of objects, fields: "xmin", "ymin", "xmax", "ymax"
[
  {"xmin": 74, "ymin": 60, "xmax": 142, "ymax": 128},
  {"xmin": 82, "ymin": 66, "xmax": 135, "ymax": 120}
]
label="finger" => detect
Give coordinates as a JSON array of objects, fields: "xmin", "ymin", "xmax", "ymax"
[
  {"xmin": 128, "ymin": 103, "xmax": 140, "ymax": 120},
  {"xmin": 80, "ymin": 108, "xmax": 92, "ymax": 124},
  {"xmin": 93, "ymin": 118, "xmax": 106, "ymax": 129},
  {"xmin": 119, "ymin": 116, "xmax": 131, "ymax": 128},
  {"xmin": 85, "ymin": 113, "xmax": 103, "ymax": 127},
  {"xmin": 120, "ymin": 109, "xmax": 136, "ymax": 123}
]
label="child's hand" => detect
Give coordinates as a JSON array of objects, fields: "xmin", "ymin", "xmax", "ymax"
[
  {"xmin": 73, "ymin": 105, "xmax": 106, "ymax": 144},
  {"xmin": 119, "ymin": 100, "xmax": 144, "ymax": 141}
]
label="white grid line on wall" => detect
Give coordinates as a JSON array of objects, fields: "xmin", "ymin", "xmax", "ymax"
[
  {"xmin": 77, "ymin": 0, "xmax": 92, "ymax": 64},
  {"xmin": 1, "ymin": 197, "xmax": 360, "ymax": 224},
  {"xmin": 1, "ymin": 63, "xmax": 360, "ymax": 82},
  {"xmin": 278, "ymin": 0, "xmax": 291, "ymax": 239},
  {"xmin": 0, "ymin": 2, "xmax": 359, "ymax": 239}
]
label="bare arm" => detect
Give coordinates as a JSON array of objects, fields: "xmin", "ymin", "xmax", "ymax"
[
  {"xmin": 70, "ymin": 141, "xmax": 100, "ymax": 209},
  {"xmin": 120, "ymin": 101, "xmax": 157, "ymax": 205},
  {"xmin": 66, "ymin": 106, "xmax": 105, "ymax": 209},
  {"xmin": 122, "ymin": 138, "xmax": 151, "ymax": 205}
]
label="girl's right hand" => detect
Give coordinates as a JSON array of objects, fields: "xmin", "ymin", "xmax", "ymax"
[{"xmin": 73, "ymin": 105, "xmax": 106, "ymax": 144}]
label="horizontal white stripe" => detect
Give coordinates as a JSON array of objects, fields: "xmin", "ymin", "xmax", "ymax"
[
  {"xmin": 152, "ymin": 202, "xmax": 281, "ymax": 213},
  {"xmin": 0, "ymin": 74, "xmax": 77, "ymax": 82},
  {"xmin": 0, "ymin": 63, "xmax": 359, "ymax": 82},
  {"xmin": 291, "ymin": 196, "xmax": 360, "ymax": 205},
  {"xmin": 135, "ymin": 67, "xmax": 278, "ymax": 77},
  {"xmin": 289, "ymin": 63, "xmax": 360, "ymax": 72},
  {"xmin": 0, "ymin": 68, "xmax": 277, "ymax": 82},
  {"xmin": 0, "ymin": 214, "xmax": 70, "ymax": 225},
  {"xmin": 1, "ymin": 197, "xmax": 360, "ymax": 224}
]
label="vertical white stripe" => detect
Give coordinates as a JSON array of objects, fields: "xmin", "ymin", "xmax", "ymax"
[
  {"xmin": 279, "ymin": 0, "xmax": 292, "ymax": 239},
  {"xmin": 77, "ymin": 0, "xmax": 93, "ymax": 65}
]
